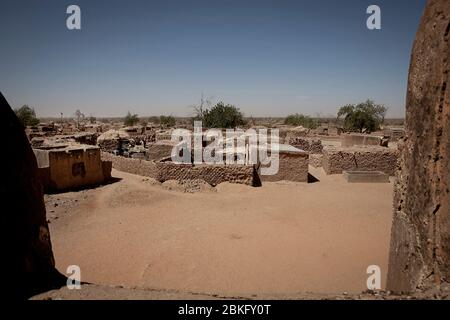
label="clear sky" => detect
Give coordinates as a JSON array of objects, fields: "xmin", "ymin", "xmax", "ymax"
[{"xmin": 0, "ymin": 0, "xmax": 426, "ymax": 118}]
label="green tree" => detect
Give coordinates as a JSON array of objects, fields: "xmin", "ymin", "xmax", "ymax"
[
  {"xmin": 124, "ymin": 111, "xmax": 139, "ymax": 126},
  {"xmin": 14, "ymin": 105, "xmax": 40, "ymax": 126},
  {"xmin": 196, "ymin": 102, "xmax": 245, "ymax": 128},
  {"xmin": 337, "ymin": 100, "xmax": 388, "ymax": 133},
  {"xmin": 284, "ymin": 113, "xmax": 318, "ymax": 129},
  {"xmin": 160, "ymin": 115, "xmax": 176, "ymax": 127}
]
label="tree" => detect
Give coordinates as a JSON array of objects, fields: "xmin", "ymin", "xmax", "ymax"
[
  {"xmin": 14, "ymin": 105, "xmax": 40, "ymax": 126},
  {"xmin": 196, "ymin": 101, "xmax": 245, "ymax": 128},
  {"xmin": 337, "ymin": 100, "xmax": 387, "ymax": 133},
  {"xmin": 160, "ymin": 115, "xmax": 176, "ymax": 127},
  {"xmin": 124, "ymin": 111, "xmax": 139, "ymax": 126},
  {"xmin": 284, "ymin": 113, "xmax": 318, "ymax": 129},
  {"xmin": 88, "ymin": 116, "xmax": 96, "ymax": 124},
  {"xmin": 192, "ymin": 93, "xmax": 213, "ymax": 121},
  {"xmin": 74, "ymin": 109, "xmax": 85, "ymax": 123}
]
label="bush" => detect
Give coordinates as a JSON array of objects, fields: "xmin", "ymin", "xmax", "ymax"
[
  {"xmin": 15, "ymin": 105, "xmax": 39, "ymax": 127},
  {"xmin": 195, "ymin": 102, "xmax": 245, "ymax": 128},
  {"xmin": 124, "ymin": 111, "xmax": 139, "ymax": 126},
  {"xmin": 284, "ymin": 113, "xmax": 318, "ymax": 129},
  {"xmin": 337, "ymin": 100, "xmax": 387, "ymax": 133},
  {"xmin": 160, "ymin": 115, "xmax": 176, "ymax": 127}
]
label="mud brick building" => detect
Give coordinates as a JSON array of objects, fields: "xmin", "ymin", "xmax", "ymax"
[{"xmin": 34, "ymin": 144, "xmax": 112, "ymax": 192}]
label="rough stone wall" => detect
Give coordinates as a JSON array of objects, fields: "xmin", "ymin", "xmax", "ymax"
[
  {"xmin": 155, "ymin": 162, "xmax": 255, "ymax": 186},
  {"xmin": 260, "ymin": 153, "xmax": 309, "ymax": 182},
  {"xmin": 288, "ymin": 137, "xmax": 323, "ymax": 154},
  {"xmin": 322, "ymin": 146, "xmax": 398, "ymax": 175},
  {"xmin": 387, "ymin": 0, "xmax": 450, "ymax": 293},
  {"xmin": 309, "ymin": 154, "xmax": 323, "ymax": 168},
  {"xmin": 2, "ymin": 93, "xmax": 65, "ymax": 300},
  {"xmin": 102, "ymin": 152, "xmax": 256, "ymax": 186}
]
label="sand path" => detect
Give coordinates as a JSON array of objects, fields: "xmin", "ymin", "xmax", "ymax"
[{"xmin": 49, "ymin": 167, "xmax": 393, "ymax": 295}]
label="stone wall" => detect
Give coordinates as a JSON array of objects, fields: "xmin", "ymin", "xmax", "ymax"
[
  {"xmin": 287, "ymin": 137, "xmax": 323, "ymax": 154},
  {"xmin": 155, "ymin": 162, "xmax": 256, "ymax": 186},
  {"xmin": 309, "ymin": 154, "xmax": 323, "ymax": 168},
  {"xmin": 387, "ymin": 0, "xmax": 450, "ymax": 293},
  {"xmin": 322, "ymin": 146, "xmax": 398, "ymax": 175},
  {"xmin": 260, "ymin": 152, "xmax": 309, "ymax": 182},
  {"xmin": 102, "ymin": 152, "xmax": 257, "ymax": 186}
]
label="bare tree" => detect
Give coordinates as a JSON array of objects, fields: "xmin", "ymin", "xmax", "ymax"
[{"xmin": 191, "ymin": 93, "xmax": 214, "ymax": 120}]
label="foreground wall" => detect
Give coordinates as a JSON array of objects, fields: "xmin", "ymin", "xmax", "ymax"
[
  {"xmin": 260, "ymin": 153, "xmax": 309, "ymax": 182},
  {"xmin": 322, "ymin": 146, "xmax": 398, "ymax": 175},
  {"xmin": 387, "ymin": 0, "xmax": 450, "ymax": 293},
  {"xmin": 102, "ymin": 152, "xmax": 257, "ymax": 186}
]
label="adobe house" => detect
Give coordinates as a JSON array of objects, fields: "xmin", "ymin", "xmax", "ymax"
[
  {"xmin": 218, "ymin": 143, "xmax": 309, "ymax": 183},
  {"xmin": 33, "ymin": 144, "xmax": 112, "ymax": 192}
]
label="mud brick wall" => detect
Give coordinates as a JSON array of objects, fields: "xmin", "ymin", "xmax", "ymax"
[
  {"xmin": 155, "ymin": 162, "xmax": 255, "ymax": 186},
  {"xmin": 261, "ymin": 153, "xmax": 309, "ymax": 182},
  {"xmin": 101, "ymin": 152, "xmax": 256, "ymax": 186},
  {"xmin": 387, "ymin": 0, "xmax": 450, "ymax": 293},
  {"xmin": 147, "ymin": 142, "xmax": 176, "ymax": 161},
  {"xmin": 340, "ymin": 134, "xmax": 382, "ymax": 147},
  {"xmin": 101, "ymin": 152, "xmax": 159, "ymax": 177},
  {"xmin": 288, "ymin": 137, "xmax": 323, "ymax": 154},
  {"xmin": 322, "ymin": 146, "xmax": 398, "ymax": 175},
  {"xmin": 309, "ymin": 154, "xmax": 323, "ymax": 168}
]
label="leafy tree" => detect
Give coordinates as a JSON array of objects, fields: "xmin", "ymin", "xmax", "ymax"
[
  {"xmin": 337, "ymin": 100, "xmax": 387, "ymax": 133},
  {"xmin": 284, "ymin": 113, "xmax": 318, "ymax": 129},
  {"xmin": 14, "ymin": 105, "xmax": 40, "ymax": 126},
  {"xmin": 196, "ymin": 102, "xmax": 245, "ymax": 128},
  {"xmin": 160, "ymin": 115, "xmax": 176, "ymax": 127},
  {"xmin": 88, "ymin": 116, "xmax": 96, "ymax": 124},
  {"xmin": 124, "ymin": 111, "xmax": 139, "ymax": 126}
]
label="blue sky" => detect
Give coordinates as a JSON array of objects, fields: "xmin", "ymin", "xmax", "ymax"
[{"xmin": 0, "ymin": 0, "xmax": 425, "ymax": 118}]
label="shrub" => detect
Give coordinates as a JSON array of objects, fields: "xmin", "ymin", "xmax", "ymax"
[
  {"xmin": 160, "ymin": 115, "xmax": 176, "ymax": 127},
  {"xmin": 284, "ymin": 113, "xmax": 318, "ymax": 129},
  {"xmin": 124, "ymin": 111, "xmax": 139, "ymax": 126}
]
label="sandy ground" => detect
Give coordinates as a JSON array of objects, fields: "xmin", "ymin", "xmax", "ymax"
[{"xmin": 46, "ymin": 167, "xmax": 394, "ymax": 296}]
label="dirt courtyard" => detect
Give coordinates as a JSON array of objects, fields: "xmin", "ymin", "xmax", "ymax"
[{"xmin": 46, "ymin": 166, "xmax": 394, "ymax": 296}]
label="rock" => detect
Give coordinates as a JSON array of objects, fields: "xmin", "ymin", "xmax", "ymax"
[
  {"xmin": 1, "ymin": 93, "xmax": 66, "ymax": 300},
  {"xmin": 387, "ymin": 0, "xmax": 450, "ymax": 293}
]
